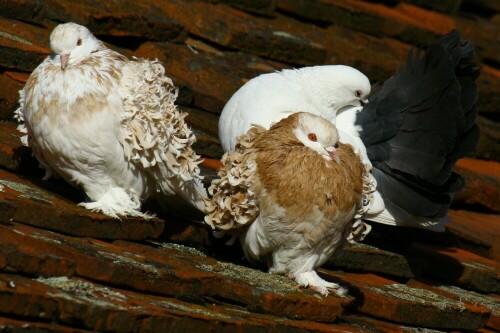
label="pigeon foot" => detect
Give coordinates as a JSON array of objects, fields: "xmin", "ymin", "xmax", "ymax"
[
  {"xmin": 294, "ymin": 271, "xmax": 348, "ymax": 297},
  {"xmin": 79, "ymin": 188, "xmax": 153, "ymax": 219}
]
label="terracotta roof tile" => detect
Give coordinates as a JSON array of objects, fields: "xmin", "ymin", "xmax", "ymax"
[
  {"xmin": 321, "ymin": 270, "xmax": 490, "ymax": 329},
  {"xmin": 329, "ymin": 242, "xmax": 421, "ymax": 278},
  {"xmin": 142, "ymin": 0, "xmax": 327, "ymax": 66},
  {"xmin": 454, "ymin": 163, "xmax": 500, "ymax": 213},
  {"xmin": 0, "ymin": 75, "xmax": 22, "ymax": 121},
  {"xmin": 0, "ymin": 223, "xmax": 352, "ymax": 322},
  {"xmin": 42, "ymin": 0, "xmax": 186, "ymax": 42},
  {"xmin": 0, "ymin": 169, "xmax": 165, "ymax": 241},
  {"xmin": 407, "ymin": 279, "xmax": 500, "ymax": 330},
  {"xmin": 216, "ymin": 0, "xmax": 278, "ymax": 17},
  {"xmin": 411, "ymin": 243, "xmax": 500, "ymax": 294},
  {"xmin": 0, "ymin": 17, "xmax": 51, "ymax": 72},
  {"xmin": 404, "ymin": 0, "xmax": 462, "ymax": 14},
  {"xmin": 457, "ymin": 158, "xmax": 500, "ymax": 179},
  {"xmin": 1, "ymin": 273, "xmax": 360, "ymax": 332},
  {"xmin": 447, "ymin": 210, "xmax": 500, "ymax": 260},
  {"xmin": 278, "ymin": 0, "xmax": 455, "ymax": 44}
]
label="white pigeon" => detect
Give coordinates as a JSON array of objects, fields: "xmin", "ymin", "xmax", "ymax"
[
  {"xmin": 205, "ymin": 112, "xmax": 372, "ymax": 296},
  {"xmin": 219, "ymin": 65, "xmax": 371, "ymax": 153},
  {"xmin": 218, "ymin": 30, "xmax": 479, "ymax": 231},
  {"xmin": 14, "ymin": 22, "xmax": 207, "ymax": 218}
]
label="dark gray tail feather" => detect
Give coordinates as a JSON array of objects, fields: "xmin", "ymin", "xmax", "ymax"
[{"xmin": 356, "ymin": 30, "xmax": 480, "ymax": 219}]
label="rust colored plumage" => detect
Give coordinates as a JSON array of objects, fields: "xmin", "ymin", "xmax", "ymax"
[
  {"xmin": 205, "ymin": 112, "xmax": 367, "ymax": 296},
  {"xmin": 254, "ymin": 114, "xmax": 364, "ymax": 222}
]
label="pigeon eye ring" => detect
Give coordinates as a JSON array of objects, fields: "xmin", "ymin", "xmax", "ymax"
[{"xmin": 308, "ymin": 133, "xmax": 317, "ymax": 141}]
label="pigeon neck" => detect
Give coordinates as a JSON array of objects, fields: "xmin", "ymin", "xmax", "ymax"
[{"xmin": 295, "ymin": 68, "xmax": 346, "ymax": 122}]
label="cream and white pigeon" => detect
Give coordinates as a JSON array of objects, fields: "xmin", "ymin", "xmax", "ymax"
[
  {"xmin": 14, "ymin": 22, "xmax": 207, "ymax": 218},
  {"xmin": 218, "ymin": 30, "xmax": 479, "ymax": 231},
  {"xmin": 205, "ymin": 112, "xmax": 371, "ymax": 296}
]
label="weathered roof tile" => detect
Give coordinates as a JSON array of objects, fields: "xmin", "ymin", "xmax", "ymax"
[
  {"xmin": 340, "ymin": 313, "xmax": 451, "ymax": 333},
  {"xmin": 42, "ymin": 0, "xmax": 186, "ymax": 42},
  {"xmin": 329, "ymin": 242, "xmax": 421, "ymax": 279},
  {"xmin": 407, "ymin": 279, "xmax": 499, "ymax": 330},
  {"xmin": 2, "ymin": 273, "xmax": 354, "ymax": 332},
  {"xmin": 0, "ymin": 17, "xmax": 51, "ymax": 72},
  {"xmin": 404, "ymin": 0, "xmax": 462, "ymax": 14},
  {"xmin": 0, "ymin": 0, "xmax": 45, "ymax": 23},
  {"xmin": 0, "ymin": 316, "xmax": 92, "ymax": 333},
  {"xmin": 141, "ymin": 0, "xmax": 327, "ymax": 66},
  {"xmin": 447, "ymin": 210, "xmax": 500, "ymax": 260},
  {"xmin": 217, "ymin": 0, "xmax": 278, "ymax": 17},
  {"xmin": 411, "ymin": 243, "xmax": 500, "ymax": 294},
  {"xmin": 322, "ymin": 270, "xmax": 490, "ymax": 329},
  {"xmin": 454, "ymin": 163, "xmax": 500, "ymax": 213},
  {"xmin": 0, "ymin": 75, "xmax": 22, "ymax": 121},
  {"xmin": 278, "ymin": 0, "xmax": 455, "ymax": 44},
  {"xmin": 0, "ymin": 169, "xmax": 165, "ymax": 240},
  {"xmin": 0, "ymin": 223, "xmax": 352, "ymax": 322}
]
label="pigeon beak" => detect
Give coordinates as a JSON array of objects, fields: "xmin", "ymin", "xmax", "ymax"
[
  {"xmin": 325, "ymin": 146, "xmax": 340, "ymax": 164},
  {"xmin": 360, "ymin": 99, "xmax": 369, "ymax": 106},
  {"xmin": 60, "ymin": 53, "xmax": 70, "ymax": 70}
]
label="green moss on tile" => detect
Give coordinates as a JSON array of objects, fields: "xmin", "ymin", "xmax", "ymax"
[
  {"xmin": 0, "ymin": 179, "xmax": 52, "ymax": 204},
  {"xmin": 38, "ymin": 276, "xmax": 128, "ymax": 310},
  {"xmin": 369, "ymin": 284, "xmax": 466, "ymax": 311}
]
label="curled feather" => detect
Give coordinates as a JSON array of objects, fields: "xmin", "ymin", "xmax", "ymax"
[
  {"xmin": 204, "ymin": 126, "xmax": 266, "ymax": 230},
  {"xmin": 119, "ymin": 59, "xmax": 204, "ymax": 195}
]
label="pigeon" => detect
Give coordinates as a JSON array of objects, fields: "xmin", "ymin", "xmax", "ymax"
[
  {"xmin": 218, "ymin": 30, "xmax": 479, "ymax": 231},
  {"xmin": 205, "ymin": 112, "xmax": 371, "ymax": 296},
  {"xmin": 219, "ymin": 65, "xmax": 371, "ymax": 153},
  {"xmin": 14, "ymin": 22, "xmax": 207, "ymax": 218}
]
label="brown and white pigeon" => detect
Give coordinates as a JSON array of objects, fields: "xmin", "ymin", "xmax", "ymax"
[
  {"xmin": 14, "ymin": 22, "xmax": 207, "ymax": 218},
  {"xmin": 205, "ymin": 112, "xmax": 371, "ymax": 296}
]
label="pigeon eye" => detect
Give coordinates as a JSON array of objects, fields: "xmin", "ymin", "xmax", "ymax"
[
  {"xmin": 355, "ymin": 90, "xmax": 362, "ymax": 98},
  {"xmin": 77, "ymin": 39, "xmax": 82, "ymax": 46},
  {"xmin": 308, "ymin": 133, "xmax": 317, "ymax": 142}
]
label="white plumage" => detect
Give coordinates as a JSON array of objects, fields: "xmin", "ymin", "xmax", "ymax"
[
  {"xmin": 206, "ymin": 112, "xmax": 371, "ymax": 296},
  {"xmin": 219, "ymin": 65, "xmax": 370, "ymax": 153},
  {"xmin": 15, "ymin": 22, "xmax": 207, "ymax": 218}
]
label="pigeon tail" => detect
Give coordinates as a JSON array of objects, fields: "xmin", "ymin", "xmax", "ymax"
[{"xmin": 356, "ymin": 30, "xmax": 479, "ymax": 221}]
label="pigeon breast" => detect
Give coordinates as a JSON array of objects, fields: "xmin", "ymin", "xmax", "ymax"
[{"xmin": 253, "ymin": 114, "xmax": 364, "ymax": 223}]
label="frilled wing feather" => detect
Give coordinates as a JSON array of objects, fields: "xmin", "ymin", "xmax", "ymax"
[
  {"xmin": 118, "ymin": 59, "xmax": 207, "ymax": 211},
  {"xmin": 204, "ymin": 126, "xmax": 266, "ymax": 230},
  {"xmin": 356, "ymin": 30, "xmax": 479, "ymax": 219},
  {"xmin": 348, "ymin": 165, "xmax": 374, "ymax": 243},
  {"xmin": 14, "ymin": 89, "xmax": 28, "ymax": 146}
]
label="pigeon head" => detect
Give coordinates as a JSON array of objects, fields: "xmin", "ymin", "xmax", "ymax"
[
  {"xmin": 50, "ymin": 22, "xmax": 102, "ymax": 70},
  {"xmin": 293, "ymin": 112, "xmax": 341, "ymax": 163},
  {"xmin": 306, "ymin": 65, "xmax": 371, "ymax": 114}
]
